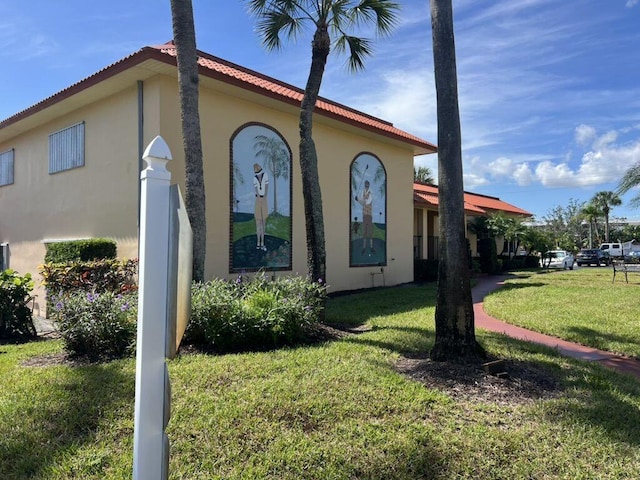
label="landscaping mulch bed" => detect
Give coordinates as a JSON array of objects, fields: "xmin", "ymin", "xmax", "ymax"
[{"xmin": 396, "ymin": 354, "xmax": 565, "ymax": 406}]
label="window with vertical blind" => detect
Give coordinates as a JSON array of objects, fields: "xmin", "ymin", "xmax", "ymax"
[
  {"xmin": 49, "ymin": 122, "xmax": 85, "ymax": 174},
  {"xmin": 0, "ymin": 149, "xmax": 14, "ymax": 186}
]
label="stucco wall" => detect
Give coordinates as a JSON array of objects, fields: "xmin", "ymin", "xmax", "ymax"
[
  {"xmin": 0, "ymin": 87, "xmax": 141, "ymax": 312},
  {"xmin": 149, "ymin": 75, "xmax": 416, "ymax": 292}
]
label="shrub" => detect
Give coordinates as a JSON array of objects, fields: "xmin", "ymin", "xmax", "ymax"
[
  {"xmin": 52, "ymin": 290, "xmax": 137, "ymax": 359},
  {"xmin": 0, "ymin": 269, "xmax": 37, "ymax": 339},
  {"xmin": 186, "ymin": 274, "xmax": 326, "ymax": 352},
  {"xmin": 40, "ymin": 259, "xmax": 138, "ymax": 297},
  {"xmin": 44, "ymin": 238, "xmax": 117, "ymax": 263}
]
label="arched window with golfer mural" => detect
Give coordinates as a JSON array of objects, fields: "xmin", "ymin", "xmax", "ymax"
[
  {"xmin": 230, "ymin": 123, "xmax": 292, "ymax": 272},
  {"xmin": 350, "ymin": 153, "xmax": 387, "ymax": 267}
]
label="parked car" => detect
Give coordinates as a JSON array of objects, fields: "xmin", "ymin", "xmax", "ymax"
[
  {"xmin": 542, "ymin": 250, "xmax": 575, "ymax": 270},
  {"xmin": 576, "ymin": 248, "xmax": 610, "ymax": 266}
]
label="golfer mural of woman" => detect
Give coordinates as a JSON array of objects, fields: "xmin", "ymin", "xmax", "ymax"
[
  {"xmin": 230, "ymin": 123, "xmax": 292, "ymax": 272},
  {"xmin": 350, "ymin": 153, "xmax": 386, "ymax": 266},
  {"xmin": 253, "ymin": 162, "xmax": 269, "ymax": 251}
]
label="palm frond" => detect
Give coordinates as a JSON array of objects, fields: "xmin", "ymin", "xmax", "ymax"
[
  {"xmin": 618, "ymin": 162, "xmax": 640, "ymax": 195},
  {"xmin": 350, "ymin": 0, "xmax": 400, "ymax": 36}
]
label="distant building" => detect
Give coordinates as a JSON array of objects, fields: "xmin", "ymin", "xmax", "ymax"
[{"xmin": 413, "ymin": 182, "xmax": 532, "ymax": 260}]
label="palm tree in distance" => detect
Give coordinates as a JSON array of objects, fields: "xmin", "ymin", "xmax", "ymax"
[
  {"xmin": 170, "ymin": 0, "xmax": 206, "ymax": 282},
  {"xmin": 430, "ymin": 0, "xmax": 484, "ymax": 362},
  {"xmin": 414, "ymin": 165, "xmax": 435, "ymax": 185},
  {"xmin": 245, "ymin": 0, "xmax": 400, "ymax": 284},
  {"xmin": 253, "ymin": 134, "xmax": 290, "ymax": 216},
  {"xmin": 591, "ymin": 191, "xmax": 622, "ymax": 242},
  {"xmin": 581, "ymin": 203, "xmax": 602, "ymax": 247}
]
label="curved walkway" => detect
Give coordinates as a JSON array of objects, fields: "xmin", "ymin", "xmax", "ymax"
[{"xmin": 473, "ymin": 274, "xmax": 640, "ymax": 381}]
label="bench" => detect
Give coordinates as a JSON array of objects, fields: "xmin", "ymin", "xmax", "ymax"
[{"xmin": 612, "ymin": 261, "xmax": 640, "ymax": 283}]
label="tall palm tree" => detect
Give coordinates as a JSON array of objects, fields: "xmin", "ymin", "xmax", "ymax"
[
  {"xmin": 617, "ymin": 161, "xmax": 640, "ymax": 208},
  {"xmin": 581, "ymin": 203, "xmax": 602, "ymax": 248},
  {"xmin": 170, "ymin": 0, "xmax": 206, "ymax": 282},
  {"xmin": 253, "ymin": 134, "xmax": 290, "ymax": 215},
  {"xmin": 246, "ymin": 0, "xmax": 400, "ymax": 284},
  {"xmin": 430, "ymin": 0, "xmax": 483, "ymax": 362},
  {"xmin": 591, "ymin": 191, "xmax": 622, "ymax": 242}
]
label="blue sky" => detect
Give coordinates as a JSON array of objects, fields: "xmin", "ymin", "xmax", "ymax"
[{"xmin": 2, "ymin": 0, "xmax": 639, "ymax": 222}]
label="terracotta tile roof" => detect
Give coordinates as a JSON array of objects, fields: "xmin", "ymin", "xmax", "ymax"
[
  {"xmin": 413, "ymin": 182, "xmax": 531, "ymax": 217},
  {"xmin": 0, "ymin": 42, "xmax": 437, "ymax": 155},
  {"xmin": 414, "ymin": 184, "xmax": 486, "ymax": 214}
]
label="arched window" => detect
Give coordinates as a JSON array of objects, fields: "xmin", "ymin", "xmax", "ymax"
[
  {"xmin": 350, "ymin": 153, "xmax": 386, "ymax": 267},
  {"xmin": 230, "ymin": 123, "xmax": 292, "ymax": 272}
]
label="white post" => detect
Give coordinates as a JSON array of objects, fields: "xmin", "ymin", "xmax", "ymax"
[{"xmin": 133, "ymin": 136, "xmax": 173, "ymax": 480}]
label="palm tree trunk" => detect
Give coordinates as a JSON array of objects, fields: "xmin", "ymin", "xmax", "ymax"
[
  {"xmin": 299, "ymin": 25, "xmax": 329, "ymax": 284},
  {"xmin": 170, "ymin": 0, "xmax": 206, "ymax": 282},
  {"xmin": 429, "ymin": 0, "xmax": 484, "ymax": 362}
]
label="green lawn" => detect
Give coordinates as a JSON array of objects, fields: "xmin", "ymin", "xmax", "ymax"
[
  {"xmin": 483, "ymin": 267, "xmax": 640, "ymax": 358},
  {"xmin": 1, "ymin": 280, "xmax": 639, "ymax": 478}
]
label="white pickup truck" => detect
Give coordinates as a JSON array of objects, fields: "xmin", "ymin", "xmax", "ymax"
[{"xmin": 600, "ymin": 240, "xmax": 640, "ymax": 258}]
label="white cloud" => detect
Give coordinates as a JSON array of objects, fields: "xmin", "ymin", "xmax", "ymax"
[
  {"xmin": 627, "ymin": 0, "xmax": 639, "ymax": 8},
  {"xmin": 513, "ymin": 163, "xmax": 534, "ymax": 186},
  {"xmin": 575, "ymin": 124, "xmax": 596, "ymax": 146}
]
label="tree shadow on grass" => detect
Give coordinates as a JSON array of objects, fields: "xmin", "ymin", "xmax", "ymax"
[
  {"xmin": 325, "ymin": 283, "xmax": 437, "ymax": 329},
  {"xmin": 565, "ymin": 325, "xmax": 640, "ymax": 358},
  {"xmin": 0, "ymin": 359, "xmax": 134, "ymax": 478}
]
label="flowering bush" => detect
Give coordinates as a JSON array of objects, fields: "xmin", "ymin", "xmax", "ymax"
[
  {"xmin": 52, "ymin": 291, "xmax": 137, "ymax": 359},
  {"xmin": 186, "ymin": 273, "xmax": 326, "ymax": 352}
]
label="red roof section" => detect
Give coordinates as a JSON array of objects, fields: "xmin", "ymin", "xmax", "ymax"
[
  {"xmin": 414, "ymin": 182, "xmax": 531, "ymax": 217},
  {"xmin": 0, "ymin": 42, "xmax": 437, "ymax": 155}
]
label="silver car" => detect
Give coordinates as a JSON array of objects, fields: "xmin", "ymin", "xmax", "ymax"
[{"xmin": 542, "ymin": 250, "xmax": 575, "ymax": 270}]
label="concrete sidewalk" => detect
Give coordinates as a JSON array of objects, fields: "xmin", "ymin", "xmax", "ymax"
[{"xmin": 473, "ymin": 275, "xmax": 640, "ymax": 381}]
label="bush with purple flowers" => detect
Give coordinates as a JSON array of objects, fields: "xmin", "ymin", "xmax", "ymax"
[
  {"xmin": 52, "ymin": 290, "xmax": 138, "ymax": 359},
  {"xmin": 186, "ymin": 273, "xmax": 326, "ymax": 352}
]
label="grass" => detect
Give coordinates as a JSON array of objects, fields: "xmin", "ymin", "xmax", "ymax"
[
  {"xmin": 1, "ymin": 279, "xmax": 639, "ymax": 478},
  {"xmin": 483, "ymin": 267, "xmax": 640, "ymax": 358}
]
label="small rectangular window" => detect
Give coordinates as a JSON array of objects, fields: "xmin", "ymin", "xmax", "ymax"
[
  {"xmin": 0, "ymin": 149, "xmax": 14, "ymax": 186},
  {"xmin": 49, "ymin": 122, "xmax": 85, "ymax": 174},
  {"xmin": 0, "ymin": 243, "xmax": 8, "ymax": 270}
]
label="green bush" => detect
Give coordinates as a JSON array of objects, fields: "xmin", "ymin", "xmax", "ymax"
[
  {"xmin": 0, "ymin": 269, "xmax": 37, "ymax": 339},
  {"xmin": 186, "ymin": 274, "xmax": 326, "ymax": 352},
  {"xmin": 44, "ymin": 238, "xmax": 117, "ymax": 263},
  {"xmin": 52, "ymin": 290, "xmax": 137, "ymax": 359},
  {"xmin": 40, "ymin": 259, "xmax": 138, "ymax": 297}
]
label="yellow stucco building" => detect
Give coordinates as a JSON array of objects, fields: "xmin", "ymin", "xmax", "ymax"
[{"xmin": 0, "ymin": 42, "xmax": 438, "ymax": 314}]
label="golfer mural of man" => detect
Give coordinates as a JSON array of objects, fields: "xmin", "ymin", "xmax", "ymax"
[
  {"xmin": 355, "ymin": 179, "xmax": 375, "ymax": 254},
  {"xmin": 253, "ymin": 162, "xmax": 269, "ymax": 251}
]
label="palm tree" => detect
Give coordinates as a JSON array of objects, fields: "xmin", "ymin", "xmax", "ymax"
[
  {"xmin": 617, "ymin": 161, "xmax": 640, "ymax": 208},
  {"xmin": 170, "ymin": 0, "xmax": 206, "ymax": 282},
  {"xmin": 430, "ymin": 0, "xmax": 484, "ymax": 362},
  {"xmin": 246, "ymin": 0, "xmax": 400, "ymax": 284},
  {"xmin": 253, "ymin": 134, "xmax": 290, "ymax": 215},
  {"xmin": 591, "ymin": 191, "xmax": 622, "ymax": 242},
  {"xmin": 414, "ymin": 165, "xmax": 435, "ymax": 185},
  {"xmin": 581, "ymin": 203, "xmax": 602, "ymax": 248}
]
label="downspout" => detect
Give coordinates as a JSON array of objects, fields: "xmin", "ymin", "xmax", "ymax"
[{"xmin": 137, "ymin": 80, "xmax": 144, "ymax": 230}]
